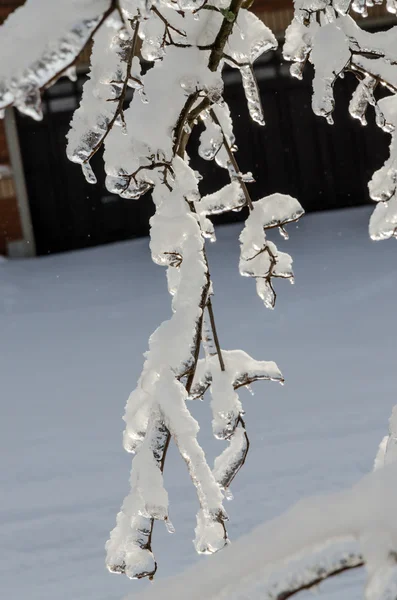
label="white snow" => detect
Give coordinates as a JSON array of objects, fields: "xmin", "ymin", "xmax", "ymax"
[
  {"xmin": 137, "ymin": 461, "xmax": 397, "ymax": 600},
  {"xmin": 1, "ymin": 205, "xmax": 397, "ymax": 599},
  {"xmin": 0, "ymin": 0, "xmax": 110, "ymax": 119}
]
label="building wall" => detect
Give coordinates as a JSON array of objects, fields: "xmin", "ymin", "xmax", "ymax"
[{"xmin": 0, "ymin": 1, "xmax": 25, "ymax": 255}]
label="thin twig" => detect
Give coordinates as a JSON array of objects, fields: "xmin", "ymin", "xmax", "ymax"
[
  {"xmin": 173, "ymin": 91, "xmax": 200, "ymax": 157},
  {"xmin": 207, "ymin": 297, "xmax": 225, "ymax": 372},
  {"xmin": 210, "ymin": 108, "xmax": 254, "ymax": 210}
]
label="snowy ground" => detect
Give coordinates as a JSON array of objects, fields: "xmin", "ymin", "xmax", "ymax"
[{"xmin": 1, "ymin": 205, "xmax": 396, "ymax": 600}]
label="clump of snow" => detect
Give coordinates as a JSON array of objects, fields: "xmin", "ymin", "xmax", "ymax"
[
  {"xmin": 239, "ymin": 194, "xmax": 304, "ymax": 309},
  {"xmin": 0, "ymin": 0, "xmax": 110, "ymax": 119}
]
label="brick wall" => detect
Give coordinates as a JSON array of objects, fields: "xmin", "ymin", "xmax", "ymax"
[{"xmin": 0, "ymin": 1, "xmax": 24, "ymax": 255}]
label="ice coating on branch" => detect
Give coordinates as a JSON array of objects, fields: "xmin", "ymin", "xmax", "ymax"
[
  {"xmin": 226, "ymin": 10, "xmax": 277, "ymax": 64},
  {"xmin": 199, "ymin": 119, "xmax": 223, "ymax": 162},
  {"xmin": 349, "ymin": 75, "xmax": 378, "ymax": 126},
  {"xmin": 285, "ymin": 14, "xmax": 397, "ymax": 121},
  {"xmin": 223, "ymin": 10, "xmax": 276, "ymax": 127},
  {"xmin": 311, "ymin": 22, "xmax": 350, "ymax": 118},
  {"xmin": 374, "ymin": 405, "xmax": 397, "ymax": 470},
  {"xmin": 239, "ymin": 194, "xmax": 304, "ymax": 308},
  {"xmin": 369, "ymin": 97, "xmax": 397, "ymax": 202},
  {"xmin": 190, "ymin": 350, "xmax": 283, "ymax": 400},
  {"xmin": 366, "ymin": 97, "xmax": 397, "ymax": 240},
  {"xmin": 369, "ymin": 197, "xmax": 397, "ymax": 241},
  {"xmin": 194, "ymin": 182, "xmax": 246, "ymax": 241},
  {"xmin": 210, "ymin": 370, "xmax": 242, "ymax": 440},
  {"xmin": 67, "ymin": 17, "xmax": 138, "ymax": 167},
  {"xmin": 104, "ymin": 45, "xmax": 223, "ymax": 192},
  {"xmin": 0, "ymin": 0, "xmax": 110, "ymax": 119},
  {"xmin": 240, "ymin": 65, "xmax": 265, "ymax": 125},
  {"xmin": 213, "ymin": 423, "xmax": 248, "ymax": 488},
  {"xmin": 190, "ymin": 349, "xmax": 282, "ymax": 490},
  {"xmin": 107, "ymin": 410, "xmax": 170, "ymax": 579}
]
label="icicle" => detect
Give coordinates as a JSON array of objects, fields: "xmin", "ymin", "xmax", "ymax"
[
  {"xmin": 120, "ymin": 179, "xmax": 151, "ymax": 199},
  {"xmin": 279, "ymin": 226, "xmax": 289, "ymax": 240},
  {"xmin": 65, "ymin": 65, "xmax": 77, "ymax": 82},
  {"xmin": 387, "ymin": 0, "xmax": 397, "ymax": 14},
  {"xmin": 82, "ymin": 161, "xmax": 97, "ymax": 185},
  {"xmin": 225, "ymin": 488, "xmax": 234, "ymax": 501},
  {"xmin": 240, "ymin": 172, "xmax": 255, "ymax": 183},
  {"xmin": 352, "ymin": 0, "xmax": 368, "ymax": 16},
  {"xmin": 239, "ymin": 194, "xmax": 303, "ymax": 308},
  {"xmin": 16, "ymin": 85, "xmax": 43, "ymax": 121},
  {"xmin": 139, "ymin": 88, "xmax": 149, "ymax": 104},
  {"xmin": 240, "ymin": 65, "xmax": 265, "ymax": 126},
  {"xmin": 165, "ymin": 519, "xmax": 176, "ymax": 534},
  {"xmin": 290, "ymin": 61, "xmax": 305, "ymax": 80},
  {"xmin": 257, "ymin": 279, "xmax": 276, "ymax": 309},
  {"xmin": 349, "ymin": 75, "xmax": 377, "ymax": 126},
  {"xmin": 198, "ymin": 121, "xmax": 223, "ymax": 161}
]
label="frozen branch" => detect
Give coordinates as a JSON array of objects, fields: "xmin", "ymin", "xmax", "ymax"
[{"xmin": 284, "ymin": 1, "xmax": 397, "ymax": 240}]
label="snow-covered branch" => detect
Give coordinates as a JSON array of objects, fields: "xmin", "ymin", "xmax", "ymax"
[
  {"xmin": 0, "ymin": 0, "xmax": 304, "ymax": 581},
  {"xmin": 127, "ymin": 406, "xmax": 397, "ymax": 600},
  {"xmin": 0, "ymin": 0, "xmax": 115, "ymax": 119},
  {"xmin": 284, "ymin": 0, "xmax": 397, "ymax": 241}
]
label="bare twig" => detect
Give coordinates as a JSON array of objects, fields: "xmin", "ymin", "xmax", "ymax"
[
  {"xmin": 207, "ymin": 297, "xmax": 225, "ymax": 372},
  {"xmin": 210, "ymin": 108, "xmax": 254, "ymax": 210}
]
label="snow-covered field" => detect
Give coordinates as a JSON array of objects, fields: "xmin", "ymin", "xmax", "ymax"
[{"xmin": 1, "ymin": 205, "xmax": 396, "ymax": 600}]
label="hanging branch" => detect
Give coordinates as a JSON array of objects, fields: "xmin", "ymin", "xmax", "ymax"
[{"xmin": 0, "ymin": 0, "xmax": 302, "ymax": 583}]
